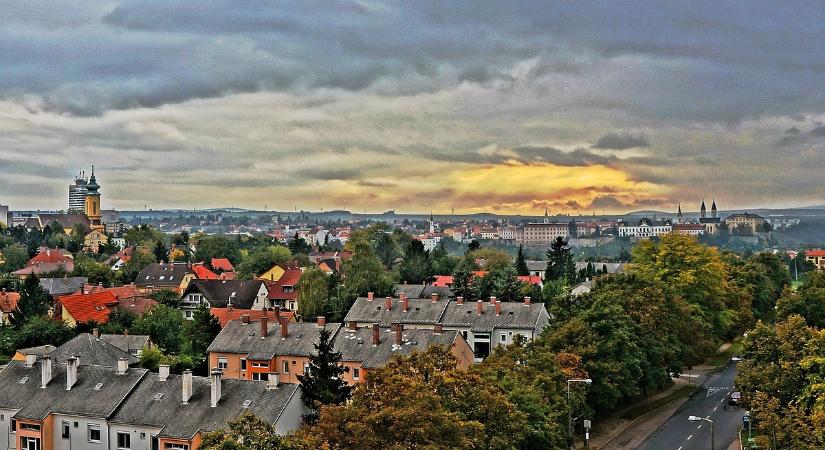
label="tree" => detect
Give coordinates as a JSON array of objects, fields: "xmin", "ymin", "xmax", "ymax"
[
  {"xmin": 236, "ymin": 245, "xmax": 292, "ymax": 278},
  {"xmin": 515, "ymin": 244, "xmax": 529, "ymax": 276},
  {"xmin": 776, "ymin": 271, "xmax": 825, "ymax": 327},
  {"xmin": 287, "ymin": 237, "xmax": 312, "ymax": 256},
  {"xmin": 153, "ymin": 240, "xmax": 168, "ymax": 262},
  {"xmin": 117, "ymin": 250, "xmax": 156, "ymax": 284},
  {"xmin": 99, "ymin": 309, "xmax": 137, "ymax": 335},
  {"xmin": 296, "ymin": 267, "xmax": 329, "ymax": 320},
  {"xmin": 466, "ymin": 239, "xmax": 480, "ymax": 253},
  {"xmin": 399, "ymin": 239, "xmax": 431, "ymax": 284},
  {"xmin": 545, "ymin": 237, "xmax": 575, "ymax": 283},
  {"xmin": 10, "ymin": 275, "xmax": 51, "ymax": 326},
  {"xmin": 185, "ymin": 304, "xmax": 222, "ymax": 365},
  {"xmin": 194, "ymin": 236, "xmax": 242, "ymax": 265},
  {"xmin": 13, "ymin": 316, "xmax": 76, "ymax": 349},
  {"xmin": 201, "ymin": 413, "xmax": 313, "ymax": 450},
  {"xmin": 468, "ymin": 248, "xmax": 512, "ymax": 272},
  {"xmin": 297, "ymin": 327, "xmax": 352, "ymax": 423},
  {"xmin": 451, "ymin": 255, "xmax": 479, "ymax": 300},
  {"xmin": 131, "ymin": 304, "xmax": 185, "ymax": 354},
  {"xmin": 124, "ymin": 224, "xmax": 164, "ymax": 247},
  {"xmin": 339, "ymin": 240, "xmax": 394, "ymax": 306},
  {"xmin": 0, "ymin": 243, "xmax": 28, "ymax": 273}
]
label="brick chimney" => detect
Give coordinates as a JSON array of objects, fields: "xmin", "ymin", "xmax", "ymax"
[
  {"xmin": 489, "ymin": 295, "xmax": 497, "ymax": 306},
  {"xmin": 394, "ymin": 323, "xmax": 403, "ymax": 346},
  {"xmin": 372, "ymin": 323, "xmax": 380, "ymax": 345},
  {"xmin": 317, "ymin": 316, "xmax": 326, "ymax": 327},
  {"xmin": 66, "ymin": 356, "xmax": 79, "ymax": 391},
  {"xmin": 182, "ymin": 370, "xmax": 193, "ymax": 404},
  {"xmin": 267, "ymin": 373, "xmax": 280, "ymax": 390},
  {"xmin": 41, "ymin": 355, "xmax": 52, "ymax": 388},
  {"xmin": 476, "ymin": 299, "xmax": 484, "ymax": 315},
  {"xmin": 434, "ymin": 323, "xmax": 443, "ymax": 334},
  {"xmin": 226, "ymin": 303, "xmax": 233, "ymax": 312},
  {"xmin": 92, "ymin": 327, "xmax": 99, "ymax": 338},
  {"xmin": 210, "ymin": 368, "xmax": 222, "ymax": 407},
  {"xmin": 431, "ymin": 293, "xmax": 439, "ymax": 303},
  {"xmin": 158, "ymin": 364, "xmax": 170, "ymax": 382},
  {"xmin": 401, "ymin": 294, "xmax": 409, "ymax": 312},
  {"xmin": 456, "ymin": 296, "xmax": 464, "ymax": 305},
  {"xmin": 385, "ymin": 296, "xmax": 392, "ymax": 311},
  {"xmin": 495, "ymin": 300, "xmax": 501, "ymax": 316},
  {"xmin": 241, "ymin": 314, "xmax": 250, "ymax": 324},
  {"xmin": 367, "ymin": 291, "xmax": 374, "ymax": 301},
  {"xmin": 524, "ymin": 296, "xmax": 531, "ymax": 305},
  {"xmin": 280, "ymin": 317, "xmax": 289, "ymax": 338},
  {"xmin": 117, "ymin": 358, "xmax": 128, "ymax": 375},
  {"xmin": 260, "ymin": 315, "xmax": 269, "ymax": 338}
]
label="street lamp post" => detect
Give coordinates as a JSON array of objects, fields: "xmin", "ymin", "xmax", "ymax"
[
  {"xmin": 567, "ymin": 378, "xmax": 592, "ymax": 449},
  {"xmin": 688, "ymin": 415, "xmax": 715, "ymax": 450}
]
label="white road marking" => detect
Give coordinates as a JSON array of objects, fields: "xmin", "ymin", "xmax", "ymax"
[
  {"xmin": 678, "ymin": 447, "xmax": 683, "ymax": 450},
  {"xmin": 687, "ymin": 434, "xmax": 693, "ymax": 440},
  {"xmin": 697, "ymin": 425, "xmax": 702, "ymax": 430},
  {"xmin": 714, "ymin": 406, "xmax": 718, "ymax": 411}
]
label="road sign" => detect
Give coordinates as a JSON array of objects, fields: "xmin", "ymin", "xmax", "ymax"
[
  {"xmin": 743, "ymin": 415, "xmax": 750, "ymax": 424},
  {"xmin": 583, "ymin": 420, "xmax": 591, "ymax": 429}
]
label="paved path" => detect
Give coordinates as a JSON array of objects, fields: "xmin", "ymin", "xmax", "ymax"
[{"xmin": 637, "ymin": 361, "xmax": 744, "ymax": 450}]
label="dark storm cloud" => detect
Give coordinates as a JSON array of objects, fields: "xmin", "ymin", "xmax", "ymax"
[{"xmin": 592, "ymin": 134, "xmax": 650, "ymax": 150}]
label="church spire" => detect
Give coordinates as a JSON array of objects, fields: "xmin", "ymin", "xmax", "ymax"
[
  {"xmin": 711, "ymin": 198, "xmax": 717, "ymax": 218},
  {"xmin": 677, "ymin": 203, "xmax": 683, "ymax": 223},
  {"xmin": 700, "ymin": 199, "xmax": 707, "ymax": 219}
]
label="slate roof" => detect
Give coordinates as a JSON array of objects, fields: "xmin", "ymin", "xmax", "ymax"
[
  {"xmin": 57, "ymin": 291, "xmax": 118, "ymax": 324},
  {"xmin": 40, "ymin": 277, "xmax": 88, "ymax": 296},
  {"xmin": 110, "ymin": 372, "xmax": 299, "ymax": 439},
  {"xmin": 421, "ymin": 284, "xmax": 454, "ymax": 299},
  {"xmin": 49, "ymin": 333, "xmax": 139, "ymax": 367},
  {"xmin": 99, "ymin": 334, "xmax": 151, "ymax": 353},
  {"xmin": 207, "ymin": 320, "xmax": 340, "ymax": 360},
  {"xmin": 440, "ymin": 300, "xmax": 549, "ymax": 332},
  {"xmin": 335, "ymin": 327, "xmax": 460, "ymax": 368},
  {"xmin": 344, "ymin": 296, "xmax": 450, "ymax": 327},
  {"xmin": 395, "ymin": 284, "xmax": 426, "ymax": 299},
  {"xmin": 210, "ymin": 307, "xmax": 295, "ymax": 328},
  {"xmin": 0, "ymin": 360, "xmax": 147, "ymax": 421},
  {"xmin": 134, "ymin": 263, "xmax": 193, "ymax": 288},
  {"xmin": 182, "ymin": 279, "xmax": 266, "ymax": 308},
  {"xmin": 15, "ymin": 344, "xmax": 56, "ymax": 357}
]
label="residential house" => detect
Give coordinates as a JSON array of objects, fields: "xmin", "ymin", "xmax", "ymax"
[
  {"xmin": 805, "ymin": 249, "xmax": 825, "ymax": 270},
  {"xmin": 265, "ymin": 267, "xmax": 302, "ymax": 311},
  {"xmin": 48, "ymin": 333, "xmax": 139, "ymax": 367},
  {"xmin": 40, "ymin": 277, "xmax": 88, "ymax": 298},
  {"xmin": 11, "ymin": 345, "xmax": 56, "ymax": 362},
  {"xmin": 99, "ymin": 334, "xmax": 152, "ymax": 358},
  {"xmin": 207, "ymin": 316, "xmax": 340, "ymax": 384},
  {"xmin": 134, "ymin": 263, "xmax": 196, "ymax": 293},
  {"xmin": 0, "ymin": 289, "xmax": 20, "ymax": 326},
  {"xmin": 209, "ymin": 306, "xmax": 295, "ymax": 328},
  {"xmin": 334, "ymin": 322, "xmax": 473, "ymax": 384},
  {"xmin": 179, "ymin": 280, "xmax": 268, "ymax": 320},
  {"xmin": 109, "ymin": 366, "xmax": 303, "ymax": 450},
  {"xmin": 55, "ymin": 291, "xmax": 118, "ymax": 328},
  {"xmin": 83, "ymin": 230, "xmax": 108, "ymax": 254},
  {"xmin": 12, "ymin": 248, "xmax": 75, "ymax": 278},
  {"xmin": 258, "ymin": 264, "xmax": 285, "ymax": 282},
  {"xmin": 210, "ymin": 257, "xmax": 235, "ymax": 273},
  {"xmin": 344, "ymin": 293, "xmax": 451, "ymax": 330}
]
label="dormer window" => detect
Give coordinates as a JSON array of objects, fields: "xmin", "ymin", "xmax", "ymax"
[{"xmin": 93, "ymin": 382, "xmax": 104, "ymax": 390}]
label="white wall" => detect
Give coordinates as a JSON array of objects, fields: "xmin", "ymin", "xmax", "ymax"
[
  {"xmin": 0, "ymin": 408, "xmax": 16, "ymax": 450},
  {"xmin": 52, "ymin": 414, "xmax": 110, "ymax": 450},
  {"xmin": 108, "ymin": 424, "xmax": 162, "ymax": 450}
]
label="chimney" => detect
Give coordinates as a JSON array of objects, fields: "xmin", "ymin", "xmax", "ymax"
[
  {"xmin": 92, "ymin": 327, "xmax": 99, "ymax": 338},
  {"xmin": 317, "ymin": 316, "xmax": 326, "ymax": 327},
  {"xmin": 385, "ymin": 296, "xmax": 392, "ymax": 311},
  {"xmin": 476, "ymin": 299, "xmax": 484, "ymax": 315},
  {"xmin": 348, "ymin": 320, "xmax": 358, "ymax": 331},
  {"xmin": 158, "ymin": 364, "xmax": 170, "ymax": 382},
  {"xmin": 273, "ymin": 305, "xmax": 281, "ymax": 320},
  {"xmin": 372, "ymin": 323, "xmax": 380, "ymax": 345},
  {"xmin": 182, "ymin": 370, "xmax": 193, "ymax": 404},
  {"xmin": 226, "ymin": 303, "xmax": 233, "ymax": 312},
  {"xmin": 117, "ymin": 358, "xmax": 128, "ymax": 375},
  {"xmin": 367, "ymin": 292, "xmax": 374, "ymax": 301},
  {"xmin": 241, "ymin": 314, "xmax": 250, "ymax": 324},
  {"xmin": 495, "ymin": 300, "xmax": 501, "ymax": 316},
  {"xmin": 394, "ymin": 323, "xmax": 403, "ymax": 346},
  {"xmin": 401, "ymin": 294, "xmax": 409, "ymax": 312},
  {"xmin": 431, "ymin": 293, "xmax": 439, "ymax": 303},
  {"xmin": 66, "ymin": 357, "xmax": 78, "ymax": 391},
  {"xmin": 490, "ymin": 296, "xmax": 497, "ymax": 306},
  {"xmin": 25, "ymin": 353, "xmax": 37, "ymax": 368},
  {"xmin": 280, "ymin": 317, "xmax": 289, "ymax": 338},
  {"xmin": 524, "ymin": 296, "xmax": 531, "ymax": 305},
  {"xmin": 41, "ymin": 356, "xmax": 52, "ymax": 388},
  {"xmin": 260, "ymin": 315, "xmax": 269, "ymax": 338},
  {"xmin": 210, "ymin": 368, "xmax": 222, "ymax": 407},
  {"xmin": 267, "ymin": 373, "xmax": 280, "ymax": 390},
  {"xmin": 456, "ymin": 296, "xmax": 464, "ymax": 305},
  {"xmin": 434, "ymin": 323, "xmax": 443, "ymax": 334}
]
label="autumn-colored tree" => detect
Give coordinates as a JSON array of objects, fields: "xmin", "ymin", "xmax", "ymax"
[{"xmin": 200, "ymin": 412, "xmax": 317, "ymax": 450}]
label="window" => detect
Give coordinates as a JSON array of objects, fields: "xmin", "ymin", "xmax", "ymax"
[
  {"xmin": 185, "ymin": 310, "xmax": 192, "ymax": 319},
  {"xmin": 117, "ymin": 432, "xmax": 131, "ymax": 449},
  {"xmin": 140, "ymin": 433, "xmax": 146, "ymax": 440},
  {"xmin": 252, "ymin": 372, "xmax": 269, "ymax": 381},
  {"xmin": 20, "ymin": 437, "xmax": 40, "ymax": 450},
  {"xmin": 62, "ymin": 421, "xmax": 70, "ymax": 439},
  {"xmin": 20, "ymin": 423, "xmax": 40, "ymax": 431},
  {"xmin": 151, "ymin": 436, "xmax": 159, "ymax": 450},
  {"xmin": 218, "ymin": 357, "xmax": 228, "ymax": 369},
  {"xmin": 251, "ymin": 362, "xmax": 268, "ymax": 368},
  {"xmin": 240, "ymin": 359, "xmax": 247, "ymax": 371},
  {"xmin": 11, "ymin": 419, "xmax": 16, "ymax": 432},
  {"xmin": 88, "ymin": 424, "xmax": 101, "ymax": 443},
  {"xmin": 164, "ymin": 444, "xmax": 189, "ymax": 450},
  {"xmin": 353, "ymin": 368, "xmax": 360, "ymax": 380},
  {"xmin": 501, "ymin": 333, "xmax": 507, "ymax": 343},
  {"xmin": 282, "ymin": 361, "xmax": 290, "ymax": 373}
]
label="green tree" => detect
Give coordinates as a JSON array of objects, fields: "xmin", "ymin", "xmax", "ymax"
[
  {"xmin": 296, "ymin": 267, "xmax": 329, "ymax": 320},
  {"xmin": 451, "ymin": 254, "xmax": 479, "ymax": 300},
  {"xmin": 201, "ymin": 413, "xmax": 313, "ymax": 450},
  {"xmin": 515, "ymin": 244, "xmax": 529, "ymax": 276},
  {"xmin": 0, "ymin": 243, "xmax": 29, "ymax": 273},
  {"xmin": 183, "ymin": 304, "xmax": 222, "ymax": 372},
  {"xmin": 194, "ymin": 236, "xmax": 242, "ymax": 265},
  {"xmin": 14, "ymin": 316, "xmax": 76, "ymax": 349},
  {"xmin": 297, "ymin": 327, "xmax": 352, "ymax": 423},
  {"xmin": 339, "ymin": 239, "xmax": 394, "ymax": 305},
  {"xmin": 287, "ymin": 237, "xmax": 312, "ymax": 256},
  {"xmin": 776, "ymin": 271, "xmax": 825, "ymax": 327},
  {"xmin": 10, "ymin": 275, "xmax": 51, "ymax": 326},
  {"xmin": 399, "ymin": 239, "xmax": 431, "ymax": 284},
  {"xmin": 131, "ymin": 304, "xmax": 185, "ymax": 354},
  {"xmin": 236, "ymin": 245, "xmax": 292, "ymax": 278},
  {"xmin": 99, "ymin": 309, "xmax": 137, "ymax": 335},
  {"xmin": 545, "ymin": 237, "xmax": 575, "ymax": 283}
]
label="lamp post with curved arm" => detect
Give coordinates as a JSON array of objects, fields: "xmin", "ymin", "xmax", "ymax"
[{"xmin": 567, "ymin": 378, "xmax": 592, "ymax": 449}]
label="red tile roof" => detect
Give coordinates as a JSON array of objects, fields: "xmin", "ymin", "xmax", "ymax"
[
  {"xmin": 806, "ymin": 249, "xmax": 825, "ymax": 257},
  {"xmin": 266, "ymin": 268, "xmax": 302, "ymax": 300},
  {"xmin": 517, "ymin": 275, "xmax": 542, "ymax": 286},
  {"xmin": 0, "ymin": 290, "xmax": 20, "ymax": 313},
  {"xmin": 28, "ymin": 248, "xmax": 74, "ymax": 266},
  {"xmin": 432, "ymin": 275, "xmax": 454, "ymax": 287},
  {"xmin": 211, "ymin": 258, "xmax": 235, "ymax": 272},
  {"xmin": 210, "ymin": 307, "xmax": 296, "ymax": 328},
  {"xmin": 81, "ymin": 284, "xmax": 143, "ymax": 300},
  {"xmin": 115, "ymin": 297, "xmax": 158, "ymax": 316},
  {"xmin": 192, "ymin": 264, "xmax": 220, "ymax": 280},
  {"xmin": 57, "ymin": 291, "xmax": 118, "ymax": 325}
]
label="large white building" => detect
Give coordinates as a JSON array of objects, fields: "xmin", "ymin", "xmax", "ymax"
[{"xmin": 617, "ymin": 218, "xmax": 673, "ymax": 238}]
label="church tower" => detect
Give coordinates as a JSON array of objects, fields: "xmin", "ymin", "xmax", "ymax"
[
  {"xmin": 677, "ymin": 204, "xmax": 683, "ymax": 224},
  {"xmin": 429, "ymin": 212, "xmax": 435, "ymax": 234},
  {"xmin": 700, "ymin": 200, "xmax": 707, "ymax": 219},
  {"xmin": 543, "ymin": 207, "xmax": 549, "ymax": 224},
  {"xmin": 711, "ymin": 199, "xmax": 718, "ymax": 218},
  {"xmin": 85, "ymin": 166, "xmax": 104, "ymax": 232}
]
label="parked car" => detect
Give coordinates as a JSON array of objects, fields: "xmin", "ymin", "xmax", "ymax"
[{"xmin": 728, "ymin": 391, "xmax": 742, "ymax": 406}]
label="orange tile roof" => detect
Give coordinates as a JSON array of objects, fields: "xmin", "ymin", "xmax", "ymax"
[
  {"xmin": 0, "ymin": 290, "xmax": 20, "ymax": 313},
  {"xmin": 210, "ymin": 307, "xmax": 296, "ymax": 328},
  {"xmin": 517, "ymin": 275, "xmax": 542, "ymax": 286},
  {"xmin": 192, "ymin": 264, "xmax": 220, "ymax": 280},
  {"xmin": 432, "ymin": 275, "xmax": 454, "ymax": 287},
  {"xmin": 57, "ymin": 291, "xmax": 118, "ymax": 325},
  {"xmin": 115, "ymin": 297, "xmax": 158, "ymax": 316},
  {"xmin": 81, "ymin": 284, "xmax": 143, "ymax": 300},
  {"xmin": 211, "ymin": 258, "xmax": 235, "ymax": 272},
  {"xmin": 806, "ymin": 249, "xmax": 825, "ymax": 257}
]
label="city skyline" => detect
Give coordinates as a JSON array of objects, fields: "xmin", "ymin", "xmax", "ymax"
[{"xmin": 2, "ymin": 2, "xmax": 825, "ymax": 213}]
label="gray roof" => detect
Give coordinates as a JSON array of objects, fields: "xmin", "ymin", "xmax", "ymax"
[
  {"xmin": 49, "ymin": 333, "xmax": 139, "ymax": 367},
  {"xmin": 0, "ymin": 360, "xmax": 147, "ymax": 420},
  {"xmin": 110, "ymin": 372, "xmax": 300, "ymax": 439},
  {"xmin": 334, "ymin": 327, "xmax": 460, "ymax": 368},
  {"xmin": 421, "ymin": 284, "xmax": 454, "ymax": 299},
  {"xmin": 135, "ymin": 263, "xmax": 192, "ymax": 287},
  {"xmin": 39, "ymin": 277, "xmax": 88, "ymax": 296},
  {"xmin": 207, "ymin": 321, "xmax": 341, "ymax": 360},
  {"xmin": 574, "ymin": 262, "xmax": 626, "ymax": 274},
  {"xmin": 15, "ymin": 344, "xmax": 56, "ymax": 357},
  {"xmin": 100, "ymin": 334, "xmax": 151, "ymax": 353},
  {"xmin": 395, "ymin": 284, "xmax": 426, "ymax": 299},
  {"xmin": 181, "ymin": 279, "xmax": 265, "ymax": 308},
  {"xmin": 440, "ymin": 300, "xmax": 549, "ymax": 332},
  {"xmin": 526, "ymin": 260, "xmax": 547, "ymax": 272},
  {"xmin": 344, "ymin": 297, "xmax": 449, "ymax": 327}
]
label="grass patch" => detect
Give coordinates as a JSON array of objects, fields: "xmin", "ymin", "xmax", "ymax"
[
  {"xmin": 620, "ymin": 385, "xmax": 696, "ymax": 421},
  {"xmin": 704, "ymin": 339, "xmax": 743, "ymax": 368}
]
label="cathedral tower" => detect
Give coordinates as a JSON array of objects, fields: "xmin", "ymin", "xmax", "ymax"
[{"xmin": 85, "ymin": 166, "xmax": 104, "ymax": 232}]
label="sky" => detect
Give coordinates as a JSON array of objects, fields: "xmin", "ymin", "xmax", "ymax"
[{"xmin": 1, "ymin": 1, "xmax": 825, "ymax": 214}]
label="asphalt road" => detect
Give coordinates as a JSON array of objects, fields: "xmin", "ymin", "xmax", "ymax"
[{"xmin": 638, "ymin": 362, "xmax": 744, "ymax": 450}]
